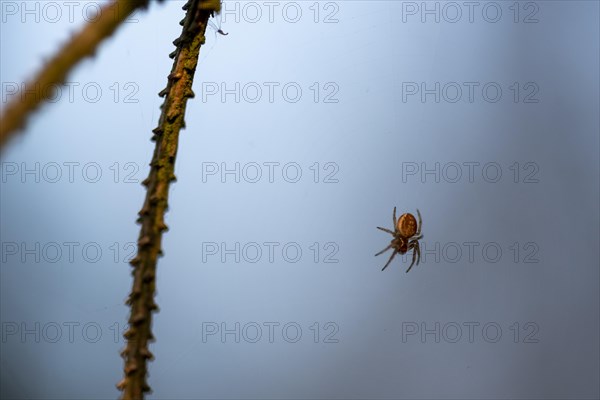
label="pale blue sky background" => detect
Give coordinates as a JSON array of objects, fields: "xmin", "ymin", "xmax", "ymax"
[{"xmin": 1, "ymin": 1, "xmax": 599, "ymax": 399}]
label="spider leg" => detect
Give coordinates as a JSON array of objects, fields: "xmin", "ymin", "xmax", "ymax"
[
  {"xmin": 375, "ymin": 243, "xmax": 393, "ymax": 256},
  {"xmin": 414, "ymin": 241, "xmax": 421, "ymax": 265},
  {"xmin": 405, "ymin": 245, "xmax": 417, "ymax": 273},
  {"xmin": 416, "ymin": 209, "xmax": 422, "ymax": 235},
  {"xmin": 393, "ymin": 206, "xmax": 397, "ymax": 228},
  {"xmin": 207, "ymin": 19, "xmax": 219, "ymax": 32},
  {"xmin": 377, "ymin": 226, "xmax": 394, "ymax": 235},
  {"xmin": 381, "ymin": 249, "xmax": 398, "ymax": 271},
  {"xmin": 405, "ymin": 241, "xmax": 421, "ymax": 273}
]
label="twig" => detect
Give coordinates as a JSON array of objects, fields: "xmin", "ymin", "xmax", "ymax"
[
  {"xmin": 0, "ymin": 0, "xmax": 154, "ymax": 150},
  {"xmin": 117, "ymin": 0, "xmax": 220, "ymax": 398}
]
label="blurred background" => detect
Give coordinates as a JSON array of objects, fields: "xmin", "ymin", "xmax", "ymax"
[{"xmin": 1, "ymin": 0, "xmax": 598, "ymax": 398}]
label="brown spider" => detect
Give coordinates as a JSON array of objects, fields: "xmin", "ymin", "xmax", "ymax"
[{"xmin": 375, "ymin": 207, "xmax": 423, "ymax": 272}]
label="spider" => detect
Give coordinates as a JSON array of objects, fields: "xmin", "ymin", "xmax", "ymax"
[{"xmin": 375, "ymin": 207, "xmax": 423, "ymax": 273}]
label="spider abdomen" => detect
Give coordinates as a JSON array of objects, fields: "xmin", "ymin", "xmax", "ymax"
[{"xmin": 397, "ymin": 213, "xmax": 417, "ymax": 238}]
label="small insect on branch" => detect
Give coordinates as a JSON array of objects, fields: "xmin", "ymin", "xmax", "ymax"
[
  {"xmin": 208, "ymin": 19, "xmax": 229, "ymax": 35},
  {"xmin": 208, "ymin": 0, "xmax": 228, "ymax": 35}
]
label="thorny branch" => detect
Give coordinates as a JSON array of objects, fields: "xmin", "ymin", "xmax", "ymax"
[
  {"xmin": 117, "ymin": 0, "xmax": 220, "ymax": 398},
  {"xmin": 0, "ymin": 0, "xmax": 157, "ymax": 150}
]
